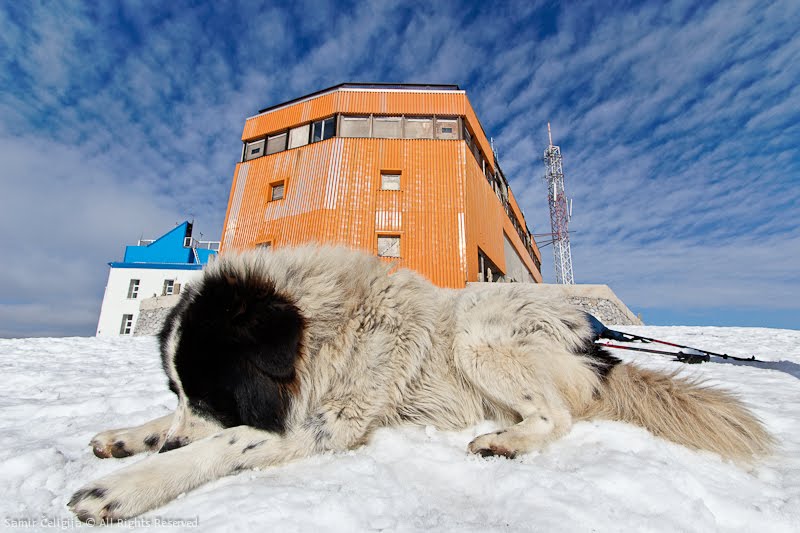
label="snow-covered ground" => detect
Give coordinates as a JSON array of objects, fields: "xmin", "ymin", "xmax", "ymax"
[{"xmin": 1, "ymin": 326, "xmax": 798, "ymax": 532}]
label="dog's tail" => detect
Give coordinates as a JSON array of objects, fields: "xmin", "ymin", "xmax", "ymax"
[{"xmin": 581, "ymin": 362, "xmax": 773, "ymax": 461}]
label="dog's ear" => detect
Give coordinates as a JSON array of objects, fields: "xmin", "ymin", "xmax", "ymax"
[
  {"xmin": 221, "ymin": 275, "xmax": 304, "ymax": 380},
  {"xmin": 236, "ymin": 298, "xmax": 304, "ymax": 380}
]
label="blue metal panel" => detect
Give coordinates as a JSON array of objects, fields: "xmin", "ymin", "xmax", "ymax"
[
  {"xmin": 123, "ymin": 222, "xmax": 194, "ymax": 264},
  {"xmin": 114, "ymin": 221, "xmax": 217, "ymax": 266},
  {"xmin": 108, "ymin": 262, "xmax": 204, "ymax": 270}
]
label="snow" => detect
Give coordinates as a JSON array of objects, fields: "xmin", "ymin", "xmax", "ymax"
[{"xmin": 1, "ymin": 326, "xmax": 799, "ymax": 532}]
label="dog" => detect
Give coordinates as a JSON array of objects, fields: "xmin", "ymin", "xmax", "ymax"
[{"xmin": 69, "ymin": 245, "xmax": 773, "ymax": 523}]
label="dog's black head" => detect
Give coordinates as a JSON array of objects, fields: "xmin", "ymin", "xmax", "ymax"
[{"xmin": 159, "ymin": 268, "xmax": 305, "ymax": 433}]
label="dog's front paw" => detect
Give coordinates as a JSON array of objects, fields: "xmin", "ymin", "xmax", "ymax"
[
  {"xmin": 67, "ymin": 485, "xmax": 125, "ymax": 524},
  {"xmin": 68, "ymin": 471, "xmax": 167, "ymax": 523},
  {"xmin": 90, "ymin": 429, "xmax": 160, "ymax": 459}
]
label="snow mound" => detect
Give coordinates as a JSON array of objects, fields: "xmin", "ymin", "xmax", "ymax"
[{"xmin": 0, "ymin": 327, "xmax": 798, "ymax": 532}]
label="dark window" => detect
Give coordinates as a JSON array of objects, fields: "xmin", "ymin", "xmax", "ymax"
[
  {"xmin": 271, "ymin": 182, "xmax": 285, "ymax": 201},
  {"xmin": 312, "ymin": 117, "xmax": 336, "ymax": 142},
  {"xmin": 127, "ymin": 279, "xmax": 140, "ymax": 299},
  {"xmin": 162, "ymin": 279, "xmax": 175, "ymax": 296},
  {"xmin": 478, "ymin": 249, "xmax": 504, "ymax": 282},
  {"xmin": 120, "ymin": 314, "xmax": 134, "ymax": 335}
]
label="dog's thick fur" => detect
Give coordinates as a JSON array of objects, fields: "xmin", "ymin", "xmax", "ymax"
[{"xmin": 69, "ymin": 246, "xmax": 773, "ymax": 522}]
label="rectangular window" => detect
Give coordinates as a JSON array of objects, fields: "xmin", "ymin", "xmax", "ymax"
[
  {"xmin": 271, "ymin": 181, "xmax": 285, "ymax": 201},
  {"xmin": 478, "ymin": 249, "xmax": 504, "ymax": 282},
  {"xmin": 381, "ymin": 172, "xmax": 401, "ymax": 191},
  {"xmin": 373, "ymin": 117, "xmax": 402, "ymax": 138},
  {"xmin": 436, "ymin": 118, "xmax": 459, "ymax": 139},
  {"xmin": 162, "ymin": 279, "xmax": 175, "ymax": 296},
  {"xmin": 340, "ymin": 116, "xmax": 371, "ymax": 138},
  {"xmin": 404, "ymin": 117, "xmax": 433, "ymax": 139},
  {"xmin": 288, "ymin": 124, "xmax": 310, "ymax": 149},
  {"xmin": 312, "ymin": 117, "xmax": 336, "ymax": 142},
  {"xmin": 119, "ymin": 314, "xmax": 134, "ymax": 335},
  {"xmin": 127, "ymin": 279, "xmax": 140, "ymax": 299},
  {"xmin": 244, "ymin": 139, "xmax": 265, "ymax": 161},
  {"xmin": 377, "ymin": 235, "xmax": 401, "ymax": 258},
  {"xmin": 266, "ymin": 132, "xmax": 287, "ymax": 155}
]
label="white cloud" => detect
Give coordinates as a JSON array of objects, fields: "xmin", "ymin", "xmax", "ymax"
[{"xmin": 0, "ymin": 0, "xmax": 797, "ymax": 336}]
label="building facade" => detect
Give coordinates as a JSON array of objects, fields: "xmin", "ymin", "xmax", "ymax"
[
  {"xmin": 221, "ymin": 83, "xmax": 542, "ymax": 287},
  {"xmin": 96, "ymin": 222, "xmax": 218, "ymax": 336}
]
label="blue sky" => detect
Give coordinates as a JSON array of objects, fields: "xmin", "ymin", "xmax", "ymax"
[{"xmin": 0, "ymin": 0, "xmax": 797, "ymax": 337}]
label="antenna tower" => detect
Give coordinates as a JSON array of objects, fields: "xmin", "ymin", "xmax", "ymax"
[{"xmin": 543, "ymin": 123, "xmax": 574, "ymax": 284}]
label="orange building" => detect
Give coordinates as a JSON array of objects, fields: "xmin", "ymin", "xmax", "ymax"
[{"xmin": 221, "ymin": 83, "xmax": 542, "ymax": 287}]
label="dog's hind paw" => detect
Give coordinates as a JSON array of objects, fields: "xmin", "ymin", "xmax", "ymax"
[
  {"xmin": 468, "ymin": 431, "xmax": 519, "ymax": 459},
  {"xmin": 90, "ymin": 437, "xmax": 133, "ymax": 459}
]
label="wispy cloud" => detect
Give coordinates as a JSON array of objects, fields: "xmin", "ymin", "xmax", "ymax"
[{"xmin": 0, "ymin": 0, "xmax": 797, "ymax": 336}]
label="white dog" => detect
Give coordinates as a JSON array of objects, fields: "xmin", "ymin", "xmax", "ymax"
[{"xmin": 69, "ymin": 246, "xmax": 772, "ymax": 523}]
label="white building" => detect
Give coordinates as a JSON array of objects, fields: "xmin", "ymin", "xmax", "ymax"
[{"xmin": 96, "ymin": 222, "xmax": 218, "ymax": 337}]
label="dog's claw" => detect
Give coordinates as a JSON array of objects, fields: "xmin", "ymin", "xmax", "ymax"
[{"xmin": 90, "ymin": 440, "xmax": 112, "ymax": 458}]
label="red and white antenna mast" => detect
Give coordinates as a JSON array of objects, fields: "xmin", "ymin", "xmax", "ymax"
[{"xmin": 543, "ymin": 123, "xmax": 575, "ymax": 284}]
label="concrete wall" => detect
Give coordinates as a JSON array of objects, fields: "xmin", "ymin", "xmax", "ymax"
[
  {"xmin": 467, "ymin": 282, "xmax": 642, "ymax": 326},
  {"xmin": 133, "ymin": 280, "xmax": 641, "ymax": 339},
  {"xmin": 521, "ymin": 283, "xmax": 642, "ymax": 325},
  {"xmin": 133, "ymin": 294, "xmax": 183, "ymax": 336}
]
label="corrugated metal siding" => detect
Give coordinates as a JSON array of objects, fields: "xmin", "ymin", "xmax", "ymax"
[
  {"xmin": 508, "ymin": 189, "xmax": 542, "ymax": 264},
  {"xmin": 224, "ymin": 87, "xmax": 542, "ymax": 285},
  {"xmin": 463, "ymin": 150, "xmax": 542, "ymax": 283},
  {"xmin": 462, "ymin": 96, "xmax": 495, "ymax": 173},
  {"xmin": 220, "ymin": 163, "xmax": 250, "ymax": 252},
  {"xmin": 222, "ymin": 138, "xmax": 471, "ymax": 287},
  {"xmin": 242, "ymin": 90, "xmax": 471, "ymax": 139}
]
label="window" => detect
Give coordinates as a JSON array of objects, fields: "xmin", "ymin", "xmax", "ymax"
[
  {"xmin": 312, "ymin": 117, "xmax": 336, "ymax": 142},
  {"xmin": 163, "ymin": 279, "xmax": 175, "ymax": 296},
  {"xmin": 404, "ymin": 117, "xmax": 433, "ymax": 139},
  {"xmin": 478, "ymin": 249, "xmax": 504, "ymax": 282},
  {"xmin": 373, "ymin": 117, "xmax": 402, "ymax": 138},
  {"xmin": 340, "ymin": 116, "xmax": 371, "ymax": 138},
  {"xmin": 377, "ymin": 235, "xmax": 401, "ymax": 258},
  {"xmin": 266, "ymin": 132, "xmax": 287, "ymax": 155},
  {"xmin": 436, "ymin": 118, "xmax": 458, "ymax": 140},
  {"xmin": 120, "ymin": 314, "xmax": 134, "ymax": 335},
  {"xmin": 381, "ymin": 172, "xmax": 401, "ymax": 191},
  {"xmin": 288, "ymin": 124, "xmax": 310, "ymax": 149},
  {"xmin": 463, "ymin": 125, "xmax": 473, "ymax": 150},
  {"xmin": 271, "ymin": 181, "xmax": 285, "ymax": 201},
  {"xmin": 127, "ymin": 279, "xmax": 140, "ymax": 299},
  {"xmin": 244, "ymin": 139, "xmax": 265, "ymax": 161}
]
